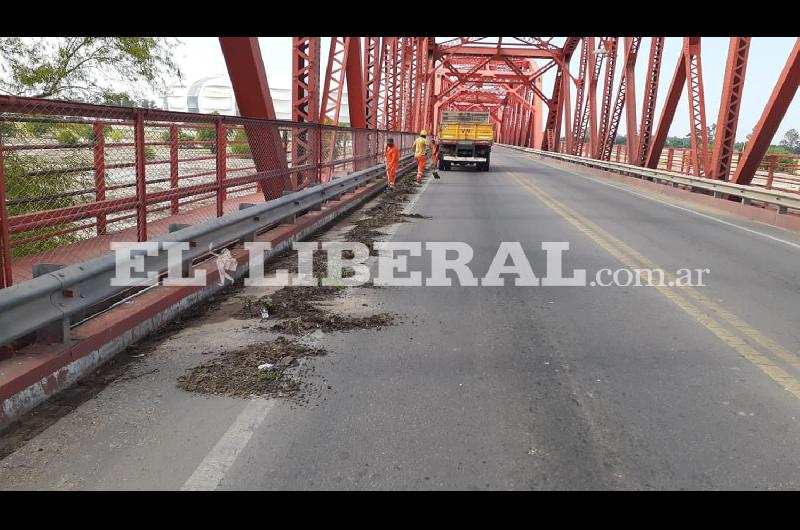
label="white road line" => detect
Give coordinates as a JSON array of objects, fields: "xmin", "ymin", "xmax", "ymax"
[
  {"xmin": 183, "ymin": 174, "xmax": 434, "ymax": 490},
  {"xmin": 181, "ymin": 399, "xmax": 275, "ymax": 491},
  {"xmin": 362, "ymin": 173, "xmax": 433, "ymax": 274},
  {"xmin": 402, "ymin": 173, "xmax": 434, "ymax": 214},
  {"xmin": 503, "ymin": 151, "xmax": 800, "ymax": 252}
]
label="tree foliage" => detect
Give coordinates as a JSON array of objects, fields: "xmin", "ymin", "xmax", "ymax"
[
  {"xmin": 706, "ymin": 123, "xmax": 715, "ymax": 144},
  {"xmin": 0, "ymin": 37, "xmax": 181, "ymax": 102},
  {"xmin": 779, "ymin": 129, "xmax": 800, "ymax": 154}
]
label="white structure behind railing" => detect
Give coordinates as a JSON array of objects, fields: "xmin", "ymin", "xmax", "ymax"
[{"xmin": 162, "ymin": 75, "xmax": 352, "ymax": 124}]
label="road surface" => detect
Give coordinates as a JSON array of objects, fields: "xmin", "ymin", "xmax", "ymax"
[{"xmin": 2, "ymin": 146, "xmax": 800, "ymax": 490}]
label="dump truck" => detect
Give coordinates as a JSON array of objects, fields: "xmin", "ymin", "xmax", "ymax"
[{"xmin": 437, "ymin": 110, "xmax": 494, "ymax": 171}]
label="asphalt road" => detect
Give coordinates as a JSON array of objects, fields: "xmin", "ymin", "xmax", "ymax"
[{"xmin": 3, "ymin": 146, "xmax": 800, "ymax": 490}]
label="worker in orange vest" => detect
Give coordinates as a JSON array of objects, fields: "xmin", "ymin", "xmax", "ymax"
[
  {"xmin": 431, "ymin": 136, "xmax": 440, "ymax": 179},
  {"xmin": 413, "ymin": 130, "xmax": 429, "ymax": 184},
  {"xmin": 385, "ymin": 137, "xmax": 399, "ymax": 189}
]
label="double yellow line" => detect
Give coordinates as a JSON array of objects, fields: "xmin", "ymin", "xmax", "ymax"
[{"xmin": 507, "ymin": 170, "xmax": 800, "ymax": 400}]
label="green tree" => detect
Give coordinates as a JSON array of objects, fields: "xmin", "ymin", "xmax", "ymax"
[
  {"xmin": 3, "ymin": 148, "xmax": 92, "ymax": 256},
  {"xmin": 196, "ymin": 112, "xmax": 220, "ymax": 153},
  {"xmin": 0, "ymin": 37, "xmax": 181, "ymax": 102},
  {"xmin": 230, "ymin": 130, "xmax": 251, "ymax": 156},
  {"xmin": 707, "ymin": 123, "xmax": 716, "ymax": 145},
  {"xmin": 779, "ymin": 129, "xmax": 799, "ymax": 154},
  {"xmin": 764, "ymin": 146, "xmax": 798, "ymax": 175},
  {"xmin": 745, "ymin": 126, "xmax": 755, "ymax": 146},
  {"xmin": 665, "ymin": 135, "xmax": 690, "ymax": 148}
]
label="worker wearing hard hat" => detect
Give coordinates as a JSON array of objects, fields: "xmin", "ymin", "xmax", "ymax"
[
  {"xmin": 385, "ymin": 137, "xmax": 399, "ymax": 189},
  {"xmin": 413, "ymin": 130, "xmax": 429, "ymax": 184}
]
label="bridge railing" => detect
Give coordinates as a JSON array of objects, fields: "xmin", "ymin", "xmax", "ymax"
[
  {"xmin": 503, "ymin": 144, "xmax": 800, "ymax": 215},
  {"xmin": 569, "ymin": 142, "xmax": 800, "ymax": 192},
  {"xmin": 0, "ymin": 96, "xmax": 416, "ymax": 288},
  {"xmin": 0, "ymin": 151, "xmax": 419, "ymax": 348}
]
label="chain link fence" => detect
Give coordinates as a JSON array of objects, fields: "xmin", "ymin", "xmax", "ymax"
[{"xmin": 0, "ymin": 96, "xmax": 417, "ymax": 288}]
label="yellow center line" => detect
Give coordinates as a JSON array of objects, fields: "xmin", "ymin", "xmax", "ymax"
[
  {"xmin": 503, "ymin": 150, "xmax": 800, "ymax": 368},
  {"xmin": 506, "ymin": 169, "xmax": 800, "ymax": 400}
]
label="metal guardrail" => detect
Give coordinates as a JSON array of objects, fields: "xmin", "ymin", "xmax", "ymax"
[
  {"xmin": 500, "ymin": 144, "xmax": 800, "ymax": 214},
  {"xmin": 0, "ymin": 154, "xmax": 415, "ymax": 347}
]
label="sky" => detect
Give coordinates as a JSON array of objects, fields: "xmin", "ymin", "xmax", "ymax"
[{"xmin": 161, "ymin": 37, "xmax": 799, "ymax": 143}]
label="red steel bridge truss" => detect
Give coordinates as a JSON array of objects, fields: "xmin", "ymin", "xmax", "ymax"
[
  {"xmin": 1, "ymin": 36, "xmax": 799, "ymax": 290},
  {"xmin": 276, "ymin": 36, "xmax": 799, "ymax": 184}
]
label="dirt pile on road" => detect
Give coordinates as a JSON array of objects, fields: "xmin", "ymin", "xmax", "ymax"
[
  {"xmin": 342, "ymin": 174, "xmax": 430, "ymax": 254},
  {"xmin": 176, "ymin": 337, "xmax": 325, "ymax": 400},
  {"xmin": 262, "ymin": 286, "xmax": 395, "ymax": 335}
]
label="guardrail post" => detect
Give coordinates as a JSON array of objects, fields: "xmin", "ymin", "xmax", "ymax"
[
  {"xmin": 0, "ymin": 128, "xmax": 12, "ymax": 289},
  {"xmin": 167, "ymin": 225, "xmax": 193, "ymax": 276},
  {"xmin": 33, "ymin": 264, "xmax": 69, "ymax": 343},
  {"xmin": 134, "ymin": 110, "xmax": 147, "ymax": 242},
  {"xmin": 93, "ymin": 122, "xmax": 107, "ymax": 236},
  {"xmin": 239, "ymin": 200, "xmax": 261, "ymax": 241},
  {"xmin": 170, "ymin": 125, "xmax": 179, "ymax": 214},
  {"xmin": 278, "ymin": 192, "xmax": 297, "ymax": 224},
  {"xmin": 766, "ymin": 155, "xmax": 776, "ymax": 190},
  {"xmin": 216, "ymin": 119, "xmax": 227, "ymax": 217}
]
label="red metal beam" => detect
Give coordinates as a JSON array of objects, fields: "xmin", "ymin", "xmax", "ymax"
[
  {"xmin": 291, "ymin": 37, "xmax": 321, "ymax": 189},
  {"xmin": 683, "ymin": 37, "xmax": 710, "ymax": 177},
  {"xmin": 422, "ymin": 38, "xmax": 437, "ymax": 132},
  {"xmin": 345, "ymin": 38, "xmax": 369, "ymax": 171},
  {"xmin": 433, "ymin": 56, "xmax": 493, "ymax": 106},
  {"xmin": 219, "ymin": 37, "xmax": 288, "ymax": 200},
  {"xmin": 438, "ymin": 46, "xmax": 559, "ymax": 59},
  {"xmin": 710, "ymin": 37, "xmax": 751, "ymax": 181},
  {"xmin": 570, "ymin": 38, "xmax": 589, "ymax": 154},
  {"xmin": 412, "ymin": 38, "xmax": 426, "ymax": 131},
  {"xmin": 587, "ymin": 38, "xmax": 601, "ymax": 157},
  {"xmin": 363, "ymin": 37, "xmax": 381, "ymax": 129},
  {"xmin": 645, "ymin": 51, "xmax": 687, "ymax": 169},
  {"xmin": 345, "ymin": 38, "xmax": 366, "ymax": 129},
  {"xmin": 600, "ymin": 37, "xmax": 641, "ymax": 161},
  {"xmin": 321, "ymin": 37, "xmax": 349, "ymax": 126},
  {"xmin": 319, "ymin": 37, "xmax": 350, "ymax": 181},
  {"xmin": 292, "ymin": 38, "xmax": 321, "ymax": 124},
  {"xmin": 595, "ymin": 37, "xmax": 619, "ymax": 158},
  {"xmin": 542, "ymin": 66, "xmax": 564, "ymax": 151},
  {"xmin": 732, "ymin": 38, "xmax": 800, "ymax": 185},
  {"xmin": 636, "ymin": 37, "xmax": 665, "ymax": 166},
  {"xmin": 562, "ymin": 72, "xmax": 572, "ymax": 153},
  {"xmin": 501, "ymin": 57, "xmax": 551, "ymax": 106},
  {"xmin": 387, "ymin": 38, "xmax": 400, "ymax": 130},
  {"xmin": 624, "ymin": 37, "xmax": 641, "ymax": 163}
]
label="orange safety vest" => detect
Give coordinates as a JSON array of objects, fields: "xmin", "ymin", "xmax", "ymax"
[{"xmin": 385, "ymin": 144, "xmax": 399, "ymax": 169}]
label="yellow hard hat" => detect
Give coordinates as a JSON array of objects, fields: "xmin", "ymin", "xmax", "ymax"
[{"xmin": 420, "ymin": 130, "xmax": 428, "ymax": 136}]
